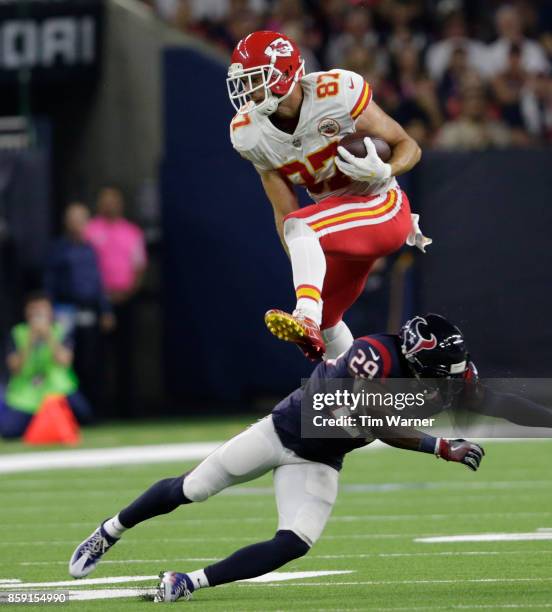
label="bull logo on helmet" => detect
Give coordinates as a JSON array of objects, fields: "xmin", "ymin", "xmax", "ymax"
[
  {"xmin": 402, "ymin": 316, "xmax": 438, "ymax": 357},
  {"xmin": 264, "ymin": 37, "xmax": 294, "ymax": 59}
]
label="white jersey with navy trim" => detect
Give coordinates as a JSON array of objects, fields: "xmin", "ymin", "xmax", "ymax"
[{"xmin": 229, "ymin": 69, "xmax": 398, "ymax": 202}]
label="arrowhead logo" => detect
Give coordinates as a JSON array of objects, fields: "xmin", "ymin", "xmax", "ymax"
[{"xmin": 265, "ymin": 38, "xmax": 294, "ymax": 58}]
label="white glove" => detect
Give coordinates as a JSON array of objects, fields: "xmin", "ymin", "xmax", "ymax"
[
  {"xmin": 407, "ymin": 213, "xmax": 433, "ymax": 253},
  {"xmin": 335, "ymin": 137, "xmax": 392, "ymax": 183}
]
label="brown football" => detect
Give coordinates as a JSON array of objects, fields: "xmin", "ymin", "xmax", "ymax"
[{"xmin": 338, "ymin": 132, "xmax": 392, "ymax": 162}]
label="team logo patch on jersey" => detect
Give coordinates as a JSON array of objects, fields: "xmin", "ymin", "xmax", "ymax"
[
  {"xmin": 265, "ymin": 37, "xmax": 294, "ymax": 58},
  {"xmin": 402, "ymin": 316, "xmax": 438, "ymax": 357},
  {"xmin": 318, "ymin": 118, "xmax": 340, "ymax": 138}
]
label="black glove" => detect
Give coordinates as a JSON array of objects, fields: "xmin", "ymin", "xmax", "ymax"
[{"xmin": 437, "ymin": 438, "xmax": 485, "ymax": 471}]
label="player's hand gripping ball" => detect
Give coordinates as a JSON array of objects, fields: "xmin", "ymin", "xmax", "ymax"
[{"xmin": 336, "ymin": 133, "xmax": 392, "ymax": 184}]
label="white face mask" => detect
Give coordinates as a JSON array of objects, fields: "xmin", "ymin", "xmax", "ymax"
[{"xmin": 226, "ymin": 60, "xmax": 305, "ymax": 116}]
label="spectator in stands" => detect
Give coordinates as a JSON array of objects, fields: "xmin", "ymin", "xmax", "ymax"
[
  {"xmin": 487, "ymin": 4, "xmax": 549, "ymax": 76},
  {"xmin": 211, "ymin": 6, "xmax": 262, "ymax": 52},
  {"xmin": 0, "ymin": 292, "xmax": 91, "ymax": 439},
  {"xmin": 386, "ymin": 44, "xmax": 443, "ymax": 147},
  {"xmin": 44, "ymin": 202, "xmax": 115, "ymax": 414},
  {"xmin": 491, "ymin": 43, "xmax": 530, "ymax": 129},
  {"xmin": 438, "ymin": 46, "xmax": 475, "ymax": 118},
  {"xmin": 189, "ymin": 0, "xmax": 266, "ymax": 25},
  {"xmin": 280, "ymin": 21, "xmax": 321, "ymax": 74},
  {"xmin": 385, "ymin": 0, "xmax": 427, "ymax": 59},
  {"xmin": 326, "ymin": 6, "xmax": 388, "ymax": 75},
  {"xmin": 265, "ymin": 0, "xmax": 304, "ymax": 33},
  {"xmin": 435, "ymin": 86, "xmax": 512, "ymax": 150},
  {"xmin": 520, "ymin": 71, "xmax": 552, "ymax": 142},
  {"xmin": 85, "ymin": 187, "xmax": 147, "ymax": 417},
  {"xmin": 342, "ymin": 44, "xmax": 381, "ymax": 85},
  {"xmin": 425, "ymin": 11, "xmax": 489, "ymax": 81}
]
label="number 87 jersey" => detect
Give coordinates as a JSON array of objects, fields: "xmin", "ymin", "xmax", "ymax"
[{"xmin": 230, "ymin": 68, "xmax": 397, "ymax": 202}]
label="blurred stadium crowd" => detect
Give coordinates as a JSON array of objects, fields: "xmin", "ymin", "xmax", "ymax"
[
  {"xmin": 144, "ymin": 0, "xmax": 552, "ymax": 149},
  {"xmin": 0, "ymin": 186, "xmax": 147, "ymax": 438}
]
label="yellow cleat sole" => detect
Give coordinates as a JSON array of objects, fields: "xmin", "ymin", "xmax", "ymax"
[{"xmin": 265, "ymin": 312, "xmax": 306, "ymax": 344}]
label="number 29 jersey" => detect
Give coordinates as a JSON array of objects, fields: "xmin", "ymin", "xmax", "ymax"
[{"xmin": 229, "ymin": 69, "xmax": 398, "ymax": 202}]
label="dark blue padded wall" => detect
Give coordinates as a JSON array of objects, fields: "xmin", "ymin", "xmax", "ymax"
[{"xmin": 415, "ymin": 150, "xmax": 552, "ymax": 377}]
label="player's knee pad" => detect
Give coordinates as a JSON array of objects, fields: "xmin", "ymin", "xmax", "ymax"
[
  {"xmin": 182, "ymin": 472, "xmax": 212, "ymax": 503},
  {"xmin": 274, "ymin": 529, "xmax": 311, "ymax": 561},
  {"xmin": 322, "ymin": 320, "xmax": 354, "ymax": 360},
  {"xmin": 322, "ymin": 320, "xmax": 345, "ymax": 342},
  {"xmin": 283, "ymin": 217, "xmax": 316, "ymax": 244}
]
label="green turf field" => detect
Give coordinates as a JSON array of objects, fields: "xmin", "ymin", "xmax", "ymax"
[{"xmin": 1, "ymin": 421, "xmax": 552, "ymax": 611}]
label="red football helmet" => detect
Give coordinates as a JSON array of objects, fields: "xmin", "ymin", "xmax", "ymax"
[{"xmin": 227, "ymin": 31, "xmax": 305, "ymax": 116}]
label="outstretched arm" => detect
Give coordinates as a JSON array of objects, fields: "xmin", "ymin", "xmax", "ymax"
[
  {"xmin": 467, "ymin": 384, "xmax": 552, "ymax": 429},
  {"xmin": 372, "ymin": 422, "xmax": 485, "ymax": 472}
]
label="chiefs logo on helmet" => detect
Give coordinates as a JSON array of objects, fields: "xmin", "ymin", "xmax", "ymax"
[
  {"xmin": 264, "ymin": 37, "xmax": 294, "ymax": 58},
  {"xmin": 402, "ymin": 316, "xmax": 438, "ymax": 357}
]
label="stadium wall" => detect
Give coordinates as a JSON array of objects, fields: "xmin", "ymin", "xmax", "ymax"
[
  {"xmin": 66, "ymin": 0, "xmax": 227, "ymax": 205},
  {"xmin": 416, "ymin": 150, "xmax": 552, "ymax": 377}
]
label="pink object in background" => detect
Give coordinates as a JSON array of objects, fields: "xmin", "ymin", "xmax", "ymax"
[{"xmin": 84, "ymin": 217, "xmax": 147, "ymax": 293}]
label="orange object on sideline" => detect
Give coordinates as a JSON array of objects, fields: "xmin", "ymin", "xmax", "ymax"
[{"xmin": 23, "ymin": 394, "xmax": 80, "ymax": 445}]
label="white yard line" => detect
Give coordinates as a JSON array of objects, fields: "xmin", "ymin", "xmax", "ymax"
[
  {"xmin": 68, "ymin": 588, "xmax": 155, "ymax": 601},
  {"xmin": 1, "ymin": 437, "xmax": 548, "ymax": 475},
  {"xmin": 0, "ymin": 442, "xmax": 221, "ymax": 474},
  {"xmin": 244, "ymin": 571, "xmax": 353, "ymax": 583},
  {"xmin": 416, "ymin": 531, "xmax": 552, "ymax": 543},
  {"xmin": 3, "ymin": 574, "xmax": 551, "ymax": 591},
  {"xmin": 0, "ymin": 571, "xmax": 353, "ymax": 591},
  {"xmin": 0, "ymin": 576, "xmax": 158, "ymax": 589}
]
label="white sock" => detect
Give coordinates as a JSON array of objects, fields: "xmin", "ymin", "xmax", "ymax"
[
  {"xmin": 322, "ymin": 321, "xmax": 354, "ymax": 360},
  {"xmin": 187, "ymin": 569, "xmax": 209, "ymax": 589},
  {"xmin": 284, "ymin": 218, "xmax": 326, "ymax": 326},
  {"xmin": 103, "ymin": 514, "xmax": 127, "ymax": 539}
]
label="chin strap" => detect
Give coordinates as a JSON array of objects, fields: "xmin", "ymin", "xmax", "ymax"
[
  {"xmin": 259, "ymin": 94, "xmax": 280, "ymax": 116},
  {"xmin": 259, "ymin": 60, "xmax": 305, "ymax": 117}
]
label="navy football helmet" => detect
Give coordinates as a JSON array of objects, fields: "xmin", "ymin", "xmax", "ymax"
[{"xmin": 399, "ymin": 314, "xmax": 468, "ymax": 379}]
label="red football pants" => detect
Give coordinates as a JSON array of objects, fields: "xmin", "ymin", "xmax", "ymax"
[{"xmin": 285, "ymin": 188, "xmax": 412, "ymax": 329}]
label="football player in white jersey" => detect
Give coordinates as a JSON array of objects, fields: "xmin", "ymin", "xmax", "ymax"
[{"xmin": 227, "ymin": 31, "xmax": 430, "ymax": 361}]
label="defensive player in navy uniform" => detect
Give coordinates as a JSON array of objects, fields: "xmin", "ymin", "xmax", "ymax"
[
  {"xmin": 68, "ymin": 313, "xmax": 504, "ymax": 603},
  {"xmin": 352, "ymin": 313, "xmax": 552, "ymax": 429}
]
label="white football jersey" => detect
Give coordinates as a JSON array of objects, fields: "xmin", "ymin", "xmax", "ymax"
[{"xmin": 230, "ymin": 69, "xmax": 397, "ymax": 202}]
